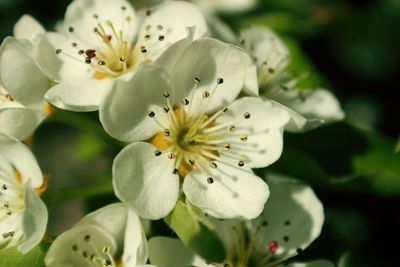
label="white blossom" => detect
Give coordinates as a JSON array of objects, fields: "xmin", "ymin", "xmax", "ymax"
[
  {"xmin": 45, "ymin": 203, "xmax": 154, "ymax": 267},
  {"xmin": 0, "ymin": 15, "xmax": 52, "ymax": 140},
  {"xmin": 239, "ymin": 26, "xmax": 344, "ymax": 132},
  {"xmin": 148, "ymin": 173, "xmax": 334, "ymax": 267},
  {"xmin": 100, "ymin": 35, "xmax": 288, "ymax": 220},
  {"xmin": 0, "ymin": 134, "xmax": 48, "ymax": 253},
  {"xmin": 35, "ymin": 0, "xmax": 208, "ymax": 111}
]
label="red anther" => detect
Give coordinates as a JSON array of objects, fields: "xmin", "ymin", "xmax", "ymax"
[
  {"xmin": 268, "ymin": 240, "xmax": 278, "ymax": 254},
  {"xmin": 85, "ymin": 49, "xmax": 96, "ymax": 59},
  {"xmin": 106, "ymin": 35, "xmax": 112, "ymax": 41}
]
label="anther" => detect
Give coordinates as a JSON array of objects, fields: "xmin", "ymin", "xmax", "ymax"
[
  {"xmin": 121, "ymin": 6, "xmax": 127, "ymax": 10},
  {"xmin": 229, "ymin": 126, "xmax": 236, "ymax": 132},
  {"xmin": 238, "ymin": 160, "xmax": 245, "ymax": 167},
  {"xmin": 71, "ymin": 42, "xmax": 77, "ymax": 47},
  {"xmin": 268, "ymin": 68, "xmax": 275, "ymax": 74},
  {"xmin": 85, "ymin": 58, "xmax": 92, "ymax": 64},
  {"xmin": 224, "ymin": 144, "xmax": 231, "ymax": 150},
  {"xmin": 222, "ymin": 106, "xmax": 228, "ymax": 112},
  {"xmin": 78, "ymin": 50, "xmax": 84, "ymax": 55},
  {"xmin": 93, "ymin": 14, "xmax": 99, "ymax": 19},
  {"xmin": 157, "ymin": 25, "xmax": 163, "ymax": 30},
  {"xmin": 182, "ymin": 98, "xmax": 190, "ymax": 105},
  {"xmin": 164, "ymin": 129, "xmax": 170, "ymax": 136},
  {"xmin": 72, "ymin": 244, "xmax": 78, "ymax": 251},
  {"xmin": 102, "ymin": 246, "xmax": 110, "ymax": 254},
  {"xmin": 154, "ymin": 150, "xmax": 162, "ymax": 156},
  {"xmin": 202, "ymin": 91, "xmax": 210, "ymax": 98},
  {"xmin": 82, "ymin": 251, "xmax": 88, "ymax": 258},
  {"xmin": 163, "ymin": 91, "xmax": 170, "ymax": 98},
  {"xmin": 2, "ymin": 184, "xmax": 7, "ymax": 190},
  {"xmin": 240, "ymin": 135, "xmax": 248, "ymax": 141},
  {"xmin": 55, "ymin": 48, "xmax": 62, "ymax": 55},
  {"xmin": 145, "ymin": 34, "xmax": 150, "ymax": 40},
  {"xmin": 194, "ymin": 77, "xmax": 201, "ymax": 84},
  {"xmin": 188, "ymin": 159, "xmax": 195, "ymax": 165},
  {"xmin": 207, "ymin": 177, "xmax": 214, "ymax": 184},
  {"xmin": 173, "ymin": 168, "xmax": 178, "ymax": 175},
  {"xmin": 85, "ymin": 49, "xmax": 96, "ymax": 59},
  {"xmin": 148, "ymin": 111, "xmax": 155, "ymax": 118},
  {"xmin": 146, "ymin": 10, "xmax": 152, "ymax": 16},
  {"xmin": 98, "ymin": 60, "xmax": 106, "ymax": 65},
  {"xmin": 217, "ymin": 77, "xmax": 224, "ymax": 84},
  {"xmin": 103, "ymin": 259, "xmax": 112, "ymax": 266},
  {"xmin": 168, "ymin": 153, "xmax": 175, "ymax": 159},
  {"xmin": 163, "ymin": 106, "xmax": 170, "ymax": 113},
  {"xmin": 240, "ymin": 39, "xmax": 245, "ymax": 45},
  {"xmin": 158, "ymin": 35, "xmax": 165, "ymax": 41},
  {"xmin": 68, "ymin": 26, "xmax": 74, "ymax": 33},
  {"xmin": 244, "ymin": 112, "xmax": 251, "ymax": 119},
  {"xmin": 141, "ymin": 46, "xmax": 147, "ymax": 53},
  {"xmin": 145, "ymin": 25, "xmax": 151, "ymax": 30},
  {"xmin": 84, "ymin": 235, "xmax": 91, "ymax": 242},
  {"xmin": 209, "ymin": 162, "xmax": 217, "ymax": 169}
]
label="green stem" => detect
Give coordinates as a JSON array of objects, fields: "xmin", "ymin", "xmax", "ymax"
[{"xmin": 42, "ymin": 178, "xmax": 114, "ymax": 207}]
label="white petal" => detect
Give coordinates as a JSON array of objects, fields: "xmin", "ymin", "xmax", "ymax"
[
  {"xmin": 34, "ymin": 32, "xmax": 90, "ymax": 82},
  {"xmin": 19, "ymin": 181, "xmax": 48, "ymax": 253},
  {"xmin": 0, "ymin": 107, "xmax": 45, "ymax": 140},
  {"xmin": 113, "ymin": 142, "xmax": 179, "ymax": 219},
  {"xmin": 0, "ymin": 37, "xmax": 49, "ymax": 109},
  {"xmin": 0, "ymin": 134, "xmax": 43, "ymax": 187},
  {"xmin": 288, "ymin": 260, "xmax": 336, "ymax": 267},
  {"xmin": 251, "ymin": 173, "xmax": 325, "ymax": 261},
  {"xmin": 45, "ymin": 78, "xmax": 113, "ymax": 111},
  {"xmin": 240, "ymin": 27, "xmax": 290, "ymax": 88},
  {"xmin": 100, "ymin": 64, "xmax": 171, "ymax": 142},
  {"xmin": 275, "ymin": 88, "xmax": 345, "ymax": 132},
  {"xmin": 64, "ymin": 0, "xmax": 137, "ymax": 48},
  {"xmin": 194, "ymin": 0, "xmax": 257, "ymax": 13},
  {"xmin": 13, "ymin": 15, "xmax": 45, "ymax": 43},
  {"xmin": 216, "ymin": 97, "xmax": 289, "ymax": 168},
  {"xmin": 44, "ymin": 224, "xmax": 117, "ymax": 267},
  {"xmin": 183, "ymin": 162, "xmax": 269, "ymax": 219},
  {"xmin": 77, "ymin": 203, "xmax": 128, "ymax": 246},
  {"xmin": 170, "ymin": 38, "xmax": 256, "ymax": 115},
  {"xmin": 203, "ymin": 10, "xmax": 237, "ymax": 43},
  {"xmin": 136, "ymin": 1, "xmax": 207, "ymax": 62},
  {"xmin": 148, "ymin": 237, "xmax": 208, "ymax": 267},
  {"xmin": 122, "ymin": 210, "xmax": 148, "ymax": 267}
]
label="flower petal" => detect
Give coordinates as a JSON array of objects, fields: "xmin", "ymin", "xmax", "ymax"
[
  {"xmin": 194, "ymin": 0, "xmax": 257, "ymax": 13},
  {"xmin": 183, "ymin": 162, "xmax": 269, "ymax": 219},
  {"xmin": 44, "ymin": 224, "xmax": 117, "ymax": 267},
  {"xmin": 122, "ymin": 210, "xmax": 148, "ymax": 266},
  {"xmin": 13, "ymin": 15, "xmax": 45, "ymax": 43},
  {"xmin": 100, "ymin": 64, "xmax": 171, "ymax": 142},
  {"xmin": 0, "ymin": 107, "xmax": 45, "ymax": 140},
  {"xmin": 0, "ymin": 37, "xmax": 49, "ymax": 109},
  {"xmin": 216, "ymin": 97, "xmax": 289, "ymax": 168},
  {"xmin": 113, "ymin": 142, "xmax": 179, "ymax": 219},
  {"xmin": 275, "ymin": 88, "xmax": 345, "ymax": 132},
  {"xmin": 169, "ymin": 38, "xmax": 256, "ymax": 115},
  {"xmin": 251, "ymin": 173, "xmax": 325, "ymax": 261},
  {"xmin": 136, "ymin": 1, "xmax": 207, "ymax": 62},
  {"xmin": 45, "ymin": 78, "xmax": 113, "ymax": 111},
  {"xmin": 19, "ymin": 181, "xmax": 48, "ymax": 253},
  {"xmin": 0, "ymin": 133, "xmax": 43, "ymax": 187},
  {"xmin": 64, "ymin": 0, "xmax": 137, "ymax": 48},
  {"xmin": 34, "ymin": 32, "xmax": 90, "ymax": 82},
  {"xmin": 148, "ymin": 237, "xmax": 208, "ymax": 267},
  {"xmin": 77, "ymin": 203, "xmax": 128, "ymax": 247}
]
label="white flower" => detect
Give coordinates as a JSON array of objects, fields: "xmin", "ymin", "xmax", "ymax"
[
  {"xmin": 0, "ymin": 133, "xmax": 48, "ymax": 253},
  {"xmin": 239, "ymin": 26, "xmax": 345, "ymax": 132},
  {"xmin": 45, "ymin": 203, "xmax": 154, "ymax": 267},
  {"xmin": 35, "ymin": 0, "xmax": 208, "ymax": 111},
  {"xmin": 192, "ymin": 0, "xmax": 257, "ymax": 14},
  {"xmin": 0, "ymin": 15, "xmax": 52, "ymax": 140},
  {"xmin": 148, "ymin": 173, "xmax": 334, "ymax": 267},
  {"xmin": 100, "ymin": 36, "xmax": 288, "ymax": 220}
]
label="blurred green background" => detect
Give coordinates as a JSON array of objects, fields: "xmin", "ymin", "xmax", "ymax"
[{"xmin": 1, "ymin": 0, "xmax": 399, "ymax": 266}]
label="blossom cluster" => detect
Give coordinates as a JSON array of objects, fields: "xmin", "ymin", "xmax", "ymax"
[{"xmin": 0, "ymin": 0, "xmax": 344, "ymax": 266}]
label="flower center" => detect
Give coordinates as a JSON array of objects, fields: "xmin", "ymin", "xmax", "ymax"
[
  {"xmin": 0, "ymin": 169, "xmax": 24, "ymax": 245},
  {"xmin": 57, "ymin": 6, "xmax": 140, "ymax": 80},
  {"xmin": 148, "ymin": 77, "xmax": 250, "ymax": 180}
]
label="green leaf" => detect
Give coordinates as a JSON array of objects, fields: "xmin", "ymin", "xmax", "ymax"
[
  {"xmin": 0, "ymin": 243, "xmax": 49, "ymax": 267},
  {"xmin": 164, "ymin": 200, "xmax": 226, "ymax": 262}
]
